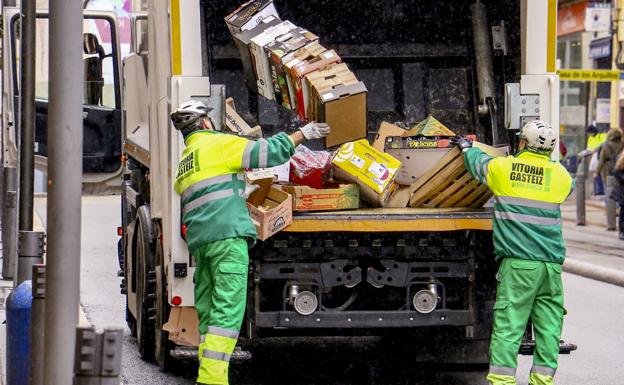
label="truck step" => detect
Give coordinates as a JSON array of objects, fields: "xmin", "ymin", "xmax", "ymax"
[{"xmin": 170, "ymin": 346, "xmax": 252, "ymax": 363}]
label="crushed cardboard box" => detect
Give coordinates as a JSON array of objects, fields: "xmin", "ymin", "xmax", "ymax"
[
  {"xmin": 225, "ymin": 0, "xmax": 279, "ymax": 35},
  {"xmin": 283, "ymin": 184, "xmax": 359, "ymax": 211},
  {"xmin": 372, "ymin": 122, "xmax": 407, "ymax": 152},
  {"xmin": 248, "ymin": 186, "xmax": 293, "ymax": 240},
  {"xmin": 332, "ymin": 139, "xmax": 401, "ymax": 207},
  {"xmin": 225, "ymin": 98, "xmax": 263, "ymax": 138}
]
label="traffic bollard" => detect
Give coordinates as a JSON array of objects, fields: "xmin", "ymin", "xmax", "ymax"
[
  {"xmin": 6, "ymin": 280, "xmax": 32, "ymax": 385},
  {"xmin": 576, "ymin": 154, "xmax": 587, "ymax": 226},
  {"xmin": 73, "ymin": 327, "xmax": 123, "ymax": 385},
  {"xmin": 30, "ymin": 264, "xmax": 46, "ymax": 385},
  {"xmin": 606, "ymin": 175, "xmax": 617, "ymax": 231}
]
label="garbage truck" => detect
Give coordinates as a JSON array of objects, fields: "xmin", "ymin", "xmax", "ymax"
[{"xmin": 117, "ymin": 0, "xmax": 569, "ymax": 371}]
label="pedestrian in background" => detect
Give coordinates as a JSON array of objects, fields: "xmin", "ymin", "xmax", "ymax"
[
  {"xmin": 613, "ymin": 149, "xmax": 624, "ymax": 240},
  {"xmin": 587, "ymin": 125, "xmax": 607, "ymax": 195},
  {"xmin": 596, "ymin": 128, "xmax": 623, "ymax": 200}
]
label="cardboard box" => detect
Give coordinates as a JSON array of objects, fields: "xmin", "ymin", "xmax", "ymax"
[
  {"xmin": 386, "ymin": 185, "xmax": 411, "ymax": 208},
  {"xmin": 332, "ymin": 139, "xmax": 401, "ymax": 207},
  {"xmin": 162, "ymin": 307, "xmax": 200, "ymax": 347},
  {"xmin": 249, "ymin": 21, "xmax": 298, "ymax": 100},
  {"xmin": 286, "ymin": 48, "xmax": 341, "ymax": 119},
  {"xmin": 402, "ymin": 115, "xmax": 456, "ymax": 137},
  {"xmin": 372, "ymin": 122, "xmax": 407, "ymax": 152},
  {"xmin": 246, "ymin": 162, "xmax": 290, "ymax": 183},
  {"xmin": 283, "ymin": 184, "xmax": 359, "ymax": 212},
  {"xmin": 306, "ymin": 63, "xmax": 358, "ymax": 121},
  {"xmin": 225, "ymin": 0, "xmax": 280, "ymax": 35},
  {"xmin": 225, "ymin": 98, "xmax": 263, "ymax": 138},
  {"xmin": 282, "ymin": 42, "xmax": 327, "ymax": 110},
  {"xmin": 315, "ymin": 82, "xmax": 368, "ymax": 148},
  {"xmin": 247, "ymin": 187, "xmax": 293, "ymax": 241},
  {"xmin": 265, "ymin": 28, "xmax": 319, "ymax": 109},
  {"xmin": 232, "ymin": 15, "xmax": 282, "ymax": 90}
]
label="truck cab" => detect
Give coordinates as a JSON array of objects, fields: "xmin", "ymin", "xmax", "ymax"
[{"xmin": 120, "ymin": 0, "xmax": 561, "ymax": 371}]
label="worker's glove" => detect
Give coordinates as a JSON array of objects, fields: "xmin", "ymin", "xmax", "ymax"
[
  {"xmin": 242, "ymin": 184, "xmax": 260, "ymax": 199},
  {"xmin": 299, "ymin": 122, "xmax": 331, "ymax": 140},
  {"xmin": 450, "ymin": 136, "xmax": 473, "ymax": 152}
]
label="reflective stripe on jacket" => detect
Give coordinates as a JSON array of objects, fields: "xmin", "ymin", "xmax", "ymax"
[
  {"xmin": 174, "ymin": 130, "xmax": 295, "ymax": 251},
  {"xmin": 463, "ymin": 148, "xmax": 574, "ymax": 264}
]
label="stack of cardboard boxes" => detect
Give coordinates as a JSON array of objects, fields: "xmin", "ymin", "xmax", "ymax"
[
  {"xmin": 226, "ymin": 0, "xmax": 367, "ymax": 149},
  {"xmin": 224, "ymin": 1, "xmax": 505, "ymax": 241}
]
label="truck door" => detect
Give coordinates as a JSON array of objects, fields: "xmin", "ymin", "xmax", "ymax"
[{"xmin": 6, "ymin": 10, "xmax": 123, "ymax": 175}]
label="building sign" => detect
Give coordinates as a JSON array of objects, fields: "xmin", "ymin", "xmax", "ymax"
[
  {"xmin": 589, "ymin": 37, "xmax": 612, "ymax": 59},
  {"xmin": 558, "ymin": 69, "xmax": 623, "ymax": 81},
  {"xmin": 558, "ymin": 0, "xmax": 588, "ymax": 36},
  {"xmin": 585, "ymin": 6, "xmax": 611, "ymax": 32}
]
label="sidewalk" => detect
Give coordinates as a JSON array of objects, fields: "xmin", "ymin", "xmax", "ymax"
[{"xmin": 562, "ymin": 194, "xmax": 624, "ymax": 273}]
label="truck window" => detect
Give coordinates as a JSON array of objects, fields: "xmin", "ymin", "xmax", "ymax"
[
  {"xmin": 11, "ymin": 16, "xmax": 119, "ymax": 109},
  {"xmin": 200, "ymin": 0, "xmax": 520, "ymax": 141}
]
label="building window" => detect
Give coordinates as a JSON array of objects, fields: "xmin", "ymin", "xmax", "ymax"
[{"xmin": 558, "ymin": 35, "xmax": 587, "ymax": 107}]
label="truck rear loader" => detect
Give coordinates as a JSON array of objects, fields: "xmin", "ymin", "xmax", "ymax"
[{"xmin": 117, "ymin": 0, "xmax": 566, "ymax": 374}]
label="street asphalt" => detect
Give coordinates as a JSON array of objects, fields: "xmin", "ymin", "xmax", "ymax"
[{"xmin": 22, "ymin": 195, "xmax": 624, "ymax": 384}]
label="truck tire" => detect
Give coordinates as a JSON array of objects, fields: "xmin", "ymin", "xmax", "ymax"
[
  {"xmin": 136, "ymin": 205, "xmax": 156, "ymax": 361},
  {"xmin": 154, "ymin": 224, "xmax": 175, "ymax": 372}
]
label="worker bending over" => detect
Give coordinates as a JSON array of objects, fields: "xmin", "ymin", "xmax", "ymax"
[
  {"xmin": 171, "ymin": 100, "xmax": 330, "ymax": 385},
  {"xmin": 452, "ymin": 121, "xmax": 573, "ymax": 385}
]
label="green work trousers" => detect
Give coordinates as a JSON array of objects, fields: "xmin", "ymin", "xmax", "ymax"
[
  {"xmin": 192, "ymin": 237, "xmax": 249, "ymax": 385},
  {"xmin": 487, "ymin": 258, "xmax": 565, "ymax": 385}
]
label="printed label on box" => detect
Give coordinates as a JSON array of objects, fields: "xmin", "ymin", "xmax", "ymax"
[
  {"xmin": 322, "ymin": 92, "xmax": 334, "ymax": 101},
  {"xmin": 368, "ymin": 162, "xmax": 390, "ymax": 180},
  {"xmin": 349, "ymin": 155, "xmax": 365, "ymax": 169},
  {"xmin": 323, "ymin": 51, "xmax": 335, "ymax": 59}
]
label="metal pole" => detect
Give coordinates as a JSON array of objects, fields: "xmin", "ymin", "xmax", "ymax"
[
  {"xmin": 18, "ymin": 0, "xmax": 36, "ymax": 232},
  {"xmin": 16, "ymin": 0, "xmax": 39, "ymax": 286},
  {"xmin": 30, "ymin": 264, "xmax": 46, "ymax": 385},
  {"xmin": 576, "ymin": 154, "xmax": 587, "ymax": 226},
  {"xmin": 2, "ymin": 167, "xmax": 18, "ymax": 280},
  {"xmin": 43, "ymin": 0, "xmax": 83, "ymax": 383},
  {"xmin": 73, "ymin": 327, "xmax": 123, "ymax": 385},
  {"xmin": 606, "ymin": 175, "xmax": 617, "ymax": 231}
]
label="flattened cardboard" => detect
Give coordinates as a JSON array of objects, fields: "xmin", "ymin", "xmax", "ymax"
[
  {"xmin": 249, "ymin": 21, "xmax": 297, "ymax": 100},
  {"xmin": 403, "ymin": 116, "xmax": 456, "ymax": 137},
  {"xmin": 162, "ymin": 307, "xmax": 200, "ymax": 347},
  {"xmin": 225, "ymin": 98, "xmax": 263, "ymax": 138},
  {"xmin": 247, "ymin": 187, "xmax": 293, "ymax": 240},
  {"xmin": 282, "ymin": 184, "xmax": 359, "ymax": 211},
  {"xmin": 316, "ymin": 82, "xmax": 368, "ymax": 148},
  {"xmin": 265, "ymin": 28, "xmax": 319, "ymax": 109},
  {"xmin": 372, "ymin": 122, "xmax": 407, "ymax": 152},
  {"xmin": 233, "ymin": 16, "xmax": 282, "ymax": 89},
  {"xmin": 332, "ymin": 139, "xmax": 401, "ymax": 207},
  {"xmin": 225, "ymin": 0, "xmax": 279, "ymax": 35}
]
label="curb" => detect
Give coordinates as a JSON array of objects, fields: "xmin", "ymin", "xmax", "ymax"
[{"xmin": 563, "ymin": 258, "xmax": 624, "ymax": 287}]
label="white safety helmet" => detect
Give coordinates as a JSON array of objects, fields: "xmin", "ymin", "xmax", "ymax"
[
  {"xmin": 171, "ymin": 100, "xmax": 211, "ymax": 135},
  {"xmin": 519, "ymin": 120, "xmax": 557, "ymax": 153}
]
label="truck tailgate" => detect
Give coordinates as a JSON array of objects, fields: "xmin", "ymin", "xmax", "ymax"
[{"xmin": 285, "ymin": 208, "xmax": 493, "ymax": 233}]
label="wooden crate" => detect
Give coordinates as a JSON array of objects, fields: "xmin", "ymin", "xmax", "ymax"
[{"xmin": 408, "ymin": 143, "xmax": 507, "ymax": 208}]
